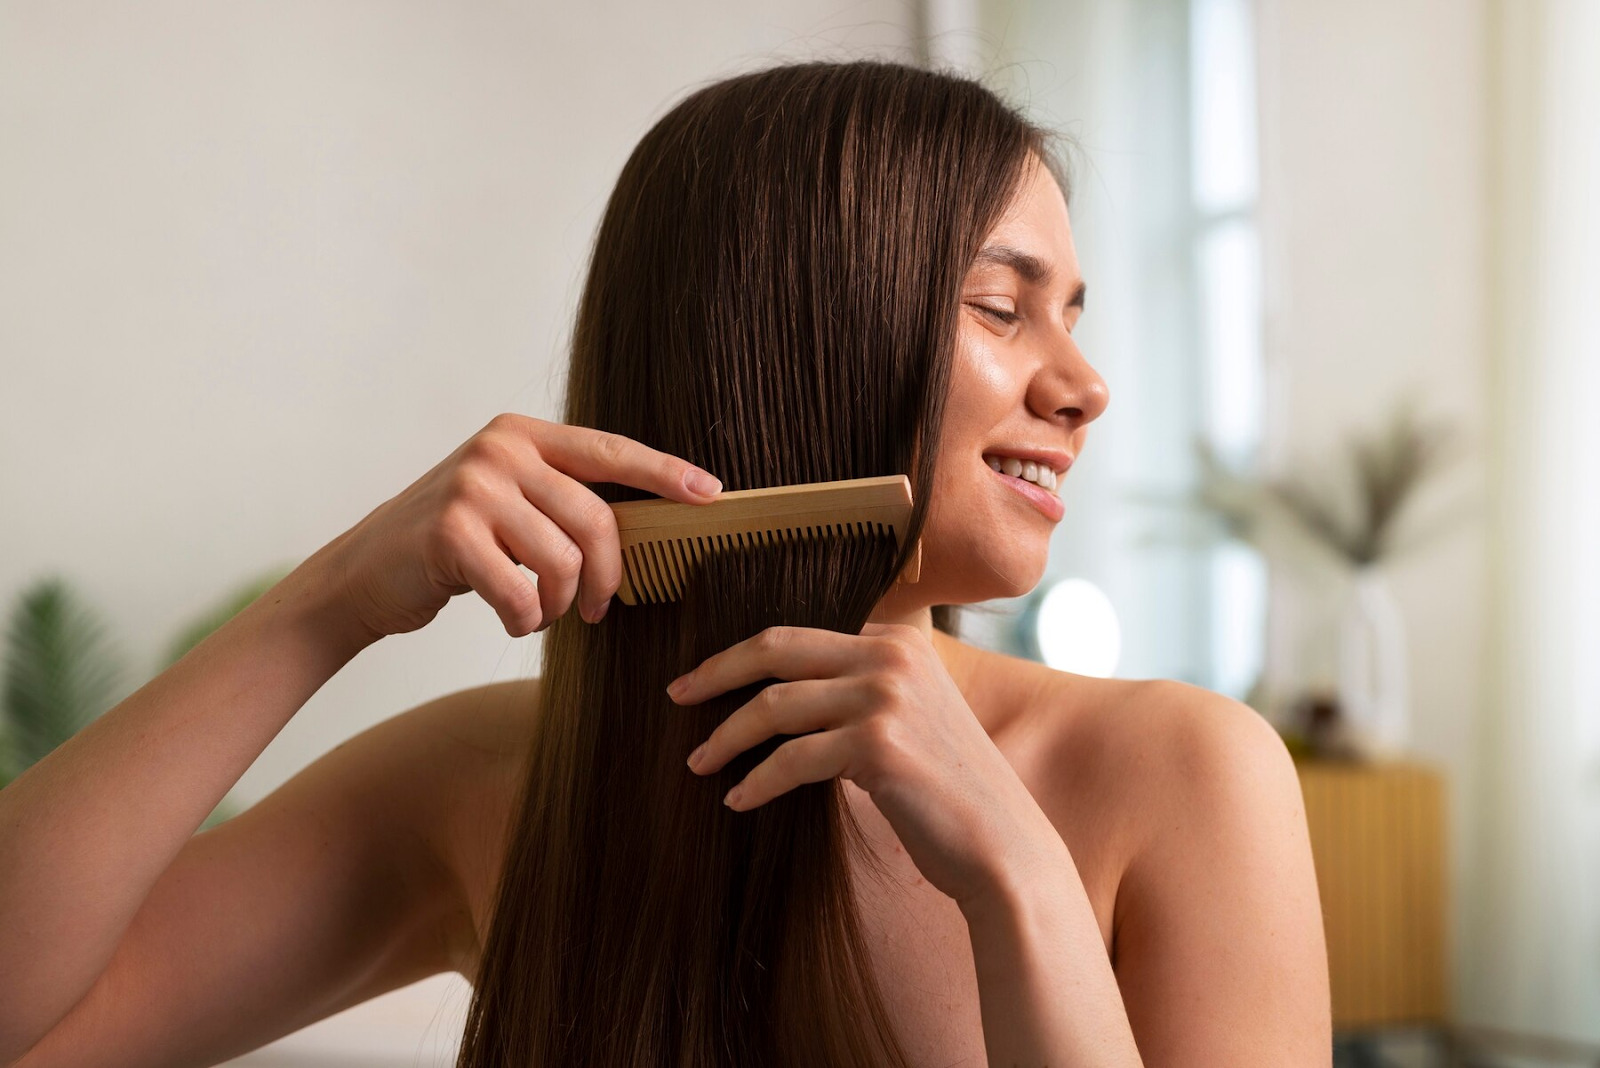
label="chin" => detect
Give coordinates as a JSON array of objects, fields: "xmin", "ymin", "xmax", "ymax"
[
  {"xmin": 996, "ymin": 567, "xmax": 1048, "ymax": 602},
  {"xmin": 921, "ymin": 543, "xmax": 1048, "ymax": 605}
]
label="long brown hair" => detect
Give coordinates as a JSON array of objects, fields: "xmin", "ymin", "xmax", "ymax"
[{"xmin": 455, "ymin": 59, "xmax": 1060, "ymax": 1066}]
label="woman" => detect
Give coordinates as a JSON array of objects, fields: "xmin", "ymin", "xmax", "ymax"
[{"xmin": 0, "ymin": 60, "xmax": 1330, "ymax": 1067}]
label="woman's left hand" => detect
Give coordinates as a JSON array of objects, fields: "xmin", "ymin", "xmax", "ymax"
[{"xmin": 668, "ymin": 621, "xmax": 1065, "ymax": 911}]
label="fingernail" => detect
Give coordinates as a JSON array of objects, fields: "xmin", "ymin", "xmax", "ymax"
[
  {"xmin": 723, "ymin": 786, "xmax": 743, "ymax": 809},
  {"xmin": 684, "ymin": 469, "xmax": 722, "ymax": 496},
  {"xmin": 666, "ymin": 676, "xmax": 687, "ymax": 699},
  {"xmin": 687, "ymin": 743, "xmax": 706, "ymax": 769},
  {"xmin": 595, "ymin": 597, "xmax": 609, "ymax": 621}
]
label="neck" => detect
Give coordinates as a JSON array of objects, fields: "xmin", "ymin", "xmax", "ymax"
[{"xmin": 866, "ymin": 600, "xmax": 934, "ymax": 641}]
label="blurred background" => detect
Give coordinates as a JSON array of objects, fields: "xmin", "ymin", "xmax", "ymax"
[{"xmin": 2, "ymin": 1, "xmax": 1596, "ymax": 1065}]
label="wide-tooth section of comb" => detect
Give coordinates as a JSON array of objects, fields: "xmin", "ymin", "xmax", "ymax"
[{"xmin": 606, "ymin": 475, "xmax": 920, "ymax": 606}]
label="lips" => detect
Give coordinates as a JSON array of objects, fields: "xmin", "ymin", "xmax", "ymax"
[
  {"xmin": 980, "ymin": 446, "xmax": 1075, "ymax": 483},
  {"xmin": 986, "ymin": 460, "xmax": 1066, "ymax": 522}
]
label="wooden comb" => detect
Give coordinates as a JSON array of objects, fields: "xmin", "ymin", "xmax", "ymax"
[{"xmin": 606, "ymin": 474, "xmax": 921, "ymax": 606}]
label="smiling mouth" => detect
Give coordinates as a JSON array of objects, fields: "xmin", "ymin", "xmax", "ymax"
[
  {"xmin": 982, "ymin": 457, "xmax": 1066, "ymax": 522},
  {"xmin": 981, "ymin": 452, "xmax": 1064, "ymax": 493}
]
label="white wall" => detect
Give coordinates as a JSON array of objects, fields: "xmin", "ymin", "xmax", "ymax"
[
  {"xmin": 1253, "ymin": 0, "xmax": 1493, "ymax": 1025},
  {"xmin": 0, "ymin": 0, "xmax": 916, "ymax": 804},
  {"xmin": 1255, "ymin": 0, "xmax": 1489, "ymax": 768},
  {"xmin": 0, "ymin": 2, "xmax": 915, "ymax": 1062}
]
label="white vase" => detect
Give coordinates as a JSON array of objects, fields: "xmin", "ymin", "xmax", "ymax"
[{"xmin": 1336, "ymin": 565, "xmax": 1411, "ymax": 758}]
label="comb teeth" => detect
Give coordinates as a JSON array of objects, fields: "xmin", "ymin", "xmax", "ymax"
[
  {"xmin": 618, "ymin": 522, "xmax": 899, "ymax": 605},
  {"xmin": 606, "ymin": 475, "xmax": 921, "ymax": 606}
]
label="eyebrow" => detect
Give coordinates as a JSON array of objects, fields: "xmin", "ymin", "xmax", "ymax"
[{"xmin": 972, "ymin": 243, "xmax": 1087, "ymax": 310}]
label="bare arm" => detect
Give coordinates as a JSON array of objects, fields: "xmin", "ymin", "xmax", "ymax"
[
  {"xmin": 0, "ymin": 412, "xmax": 720, "ymax": 1066},
  {"xmin": 960, "ymin": 838, "xmax": 1144, "ymax": 1067},
  {"xmin": 1111, "ymin": 684, "xmax": 1332, "ymax": 1064},
  {"xmin": 0, "ymin": 541, "xmax": 376, "ymax": 1065}
]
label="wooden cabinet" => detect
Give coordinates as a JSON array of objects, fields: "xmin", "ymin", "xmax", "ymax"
[{"xmin": 1294, "ymin": 757, "xmax": 1449, "ymax": 1029}]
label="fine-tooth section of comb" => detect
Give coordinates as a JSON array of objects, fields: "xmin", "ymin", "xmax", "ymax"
[{"xmin": 605, "ymin": 474, "xmax": 921, "ymax": 606}]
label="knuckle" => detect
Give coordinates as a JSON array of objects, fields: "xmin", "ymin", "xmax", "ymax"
[
  {"xmin": 753, "ymin": 684, "xmax": 781, "ymax": 725},
  {"xmin": 865, "ymin": 672, "xmax": 907, "ymax": 708},
  {"xmin": 431, "ymin": 505, "xmax": 476, "ymax": 555},
  {"xmin": 875, "ymin": 635, "xmax": 916, "ymax": 670},
  {"xmin": 446, "ymin": 460, "xmax": 497, "ymax": 504},
  {"xmin": 858, "ymin": 715, "xmax": 902, "ymax": 761},
  {"xmin": 771, "ymin": 740, "xmax": 799, "ymax": 774},
  {"xmin": 592, "ymin": 430, "xmax": 629, "ymax": 467},
  {"xmin": 549, "ymin": 536, "xmax": 584, "ymax": 576},
  {"xmin": 501, "ymin": 580, "xmax": 542, "ymax": 629},
  {"xmin": 462, "ymin": 428, "xmax": 515, "ymax": 467},
  {"xmin": 882, "ymin": 719, "xmax": 913, "ymax": 765},
  {"xmin": 576, "ymin": 494, "xmax": 619, "ymax": 541},
  {"xmin": 756, "ymin": 626, "xmax": 791, "ymax": 654}
]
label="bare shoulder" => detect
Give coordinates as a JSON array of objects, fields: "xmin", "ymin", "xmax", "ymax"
[
  {"xmin": 408, "ymin": 676, "xmax": 542, "ymax": 771},
  {"xmin": 1016, "ymin": 661, "xmax": 1286, "ymax": 801},
  {"xmin": 388, "ymin": 676, "xmax": 542, "ymax": 974},
  {"xmin": 1077, "ymin": 673, "xmax": 1300, "ymax": 856},
  {"xmin": 1093, "ymin": 680, "xmax": 1329, "ymax": 1056},
  {"xmin": 1018, "ymin": 665, "xmax": 1297, "ymax": 852},
  {"xmin": 265, "ymin": 678, "xmax": 541, "ymax": 980},
  {"xmin": 1014, "ymin": 661, "xmax": 1329, "ymax": 1058},
  {"xmin": 976, "ymin": 655, "xmax": 1298, "ymax": 914},
  {"xmin": 292, "ymin": 675, "xmax": 542, "ymax": 973}
]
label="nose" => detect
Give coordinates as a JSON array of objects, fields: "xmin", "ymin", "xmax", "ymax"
[{"xmin": 1029, "ymin": 332, "xmax": 1109, "ymax": 430}]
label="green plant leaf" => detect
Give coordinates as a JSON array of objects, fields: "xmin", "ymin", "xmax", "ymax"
[{"xmin": 1, "ymin": 576, "xmax": 125, "ymax": 780}]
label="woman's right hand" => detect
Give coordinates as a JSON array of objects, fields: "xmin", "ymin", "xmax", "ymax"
[{"xmin": 319, "ymin": 413, "xmax": 723, "ymax": 644}]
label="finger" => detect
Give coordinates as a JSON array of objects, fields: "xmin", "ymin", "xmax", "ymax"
[
  {"xmin": 668, "ymin": 625, "xmax": 871, "ymax": 705},
  {"xmin": 510, "ymin": 460, "xmax": 623, "ymax": 623},
  {"xmin": 489, "ymin": 495, "xmax": 583, "ymax": 631},
  {"xmin": 688, "ymin": 678, "xmax": 860, "ymax": 776},
  {"xmin": 722, "ymin": 729, "xmax": 850, "ymax": 812},
  {"xmin": 530, "ymin": 419, "xmax": 723, "ymax": 505},
  {"xmin": 452, "ymin": 521, "xmax": 544, "ymax": 636}
]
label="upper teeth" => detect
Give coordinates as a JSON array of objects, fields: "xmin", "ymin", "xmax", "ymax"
[{"xmin": 985, "ymin": 453, "xmax": 1058, "ymax": 491}]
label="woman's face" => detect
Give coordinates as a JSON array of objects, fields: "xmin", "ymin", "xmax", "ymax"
[{"xmin": 913, "ymin": 152, "xmax": 1110, "ymax": 606}]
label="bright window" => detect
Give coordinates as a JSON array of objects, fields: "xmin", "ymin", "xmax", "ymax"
[
  {"xmin": 1190, "ymin": 0, "xmax": 1266, "ymax": 699},
  {"xmin": 975, "ymin": 0, "xmax": 1268, "ymax": 699}
]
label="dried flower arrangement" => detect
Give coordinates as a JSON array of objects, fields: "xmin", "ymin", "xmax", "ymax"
[{"xmin": 1195, "ymin": 397, "xmax": 1469, "ymax": 571}]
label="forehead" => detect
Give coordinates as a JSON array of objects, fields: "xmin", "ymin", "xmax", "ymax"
[{"xmin": 971, "ymin": 154, "xmax": 1079, "ymax": 278}]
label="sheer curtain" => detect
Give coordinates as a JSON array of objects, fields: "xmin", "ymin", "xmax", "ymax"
[{"xmin": 1465, "ymin": 0, "xmax": 1600, "ymax": 1041}]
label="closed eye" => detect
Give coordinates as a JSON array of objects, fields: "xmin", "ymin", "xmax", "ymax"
[{"xmin": 970, "ymin": 303, "xmax": 1019, "ymax": 324}]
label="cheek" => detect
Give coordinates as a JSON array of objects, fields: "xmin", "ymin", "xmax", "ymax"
[
  {"xmin": 924, "ymin": 444, "xmax": 999, "ymax": 537},
  {"xmin": 947, "ymin": 329, "xmax": 1017, "ymax": 425},
  {"xmin": 960, "ymin": 337, "xmax": 1014, "ymax": 398}
]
